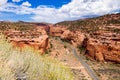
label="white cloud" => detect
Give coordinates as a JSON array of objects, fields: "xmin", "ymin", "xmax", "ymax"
[
  {"xmin": 22, "ymin": 1, "xmax": 31, "ymax": 7},
  {"xmin": 59, "ymin": 0, "xmax": 120, "ymax": 17},
  {"xmin": 0, "ymin": 0, "xmax": 8, "ymax": 5},
  {"xmin": 32, "ymin": 0, "xmax": 120, "ymax": 23},
  {"xmin": 12, "ymin": 0, "xmax": 21, "ymax": 2},
  {"xmin": 0, "ymin": 0, "xmax": 120, "ymax": 23},
  {"xmin": 0, "ymin": 1, "xmax": 33, "ymax": 15}
]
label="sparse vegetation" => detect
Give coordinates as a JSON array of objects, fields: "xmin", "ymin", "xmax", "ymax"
[
  {"xmin": 77, "ymin": 46, "xmax": 86, "ymax": 55},
  {"xmin": 64, "ymin": 45, "xmax": 67, "ymax": 48},
  {"xmin": 107, "ymin": 19, "xmax": 120, "ymax": 25},
  {"xmin": 0, "ymin": 22, "xmax": 33, "ymax": 31},
  {"xmin": 106, "ymin": 27, "xmax": 120, "ymax": 34},
  {"xmin": 0, "ymin": 35, "xmax": 74, "ymax": 80},
  {"xmin": 113, "ymin": 28, "xmax": 120, "ymax": 34},
  {"xmin": 55, "ymin": 13, "xmax": 120, "ymax": 34}
]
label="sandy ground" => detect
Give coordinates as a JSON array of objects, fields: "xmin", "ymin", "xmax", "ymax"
[{"xmin": 48, "ymin": 37, "xmax": 92, "ymax": 80}]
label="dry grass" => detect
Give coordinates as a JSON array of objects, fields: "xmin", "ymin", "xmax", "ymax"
[{"xmin": 0, "ymin": 35, "xmax": 74, "ymax": 80}]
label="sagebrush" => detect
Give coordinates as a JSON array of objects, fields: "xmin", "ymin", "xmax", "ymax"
[{"xmin": 0, "ymin": 35, "xmax": 74, "ymax": 80}]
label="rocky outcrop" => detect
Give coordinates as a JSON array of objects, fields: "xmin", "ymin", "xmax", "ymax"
[
  {"xmin": 50, "ymin": 26, "xmax": 120, "ymax": 63},
  {"xmin": 10, "ymin": 35, "xmax": 49, "ymax": 54},
  {"xmin": 1, "ymin": 25, "xmax": 50, "ymax": 54},
  {"xmin": 50, "ymin": 26, "xmax": 67, "ymax": 37},
  {"xmin": 86, "ymin": 38, "xmax": 106, "ymax": 62},
  {"xmin": 61, "ymin": 30, "xmax": 85, "ymax": 47},
  {"xmin": 53, "ymin": 13, "xmax": 120, "ymax": 63},
  {"xmin": 50, "ymin": 26, "xmax": 85, "ymax": 47},
  {"xmin": 60, "ymin": 30, "xmax": 73, "ymax": 40},
  {"xmin": 85, "ymin": 32, "xmax": 120, "ymax": 63},
  {"xmin": 36, "ymin": 26, "xmax": 48, "ymax": 35}
]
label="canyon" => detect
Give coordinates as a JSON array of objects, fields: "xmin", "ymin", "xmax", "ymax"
[
  {"xmin": 0, "ymin": 13, "xmax": 120, "ymax": 63},
  {"xmin": 0, "ymin": 13, "xmax": 120, "ymax": 80}
]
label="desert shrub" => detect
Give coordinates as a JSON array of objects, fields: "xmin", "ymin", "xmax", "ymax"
[
  {"xmin": 107, "ymin": 19, "xmax": 120, "ymax": 25},
  {"xmin": 64, "ymin": 45, "xmax": 67, "ymax": 48},
  {"xmin": 0, "ymin": 35, "xmax": 74, "ymax": 80},
  {"xmin": 0, "ymin": 22, "xmax": 33, "ymax": 31},
  {"xmin": 113, "ymin": 28, "xmax": 120, "ymax": 34},
  {"xmin": 50, "ymin": 42, "xmax": 53, "ymax": 48},
  {"xmin": 78, "ymin": 46, "xmax": 86, "ymax": 54}
]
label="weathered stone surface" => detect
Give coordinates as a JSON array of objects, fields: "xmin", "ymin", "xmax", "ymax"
[
  {"xmin": 10, "ymin": 35, "xmax": 49, "ymax": 54},
  {"xmin": 36, "ymin": 26, "xmax": 47, "ymax": 35},
  {"xmin": 86, "ymin": 36, "xmax": 120, "ymax": 63},
  {"xmin": 61, "ymin": 30, "xmax": 73, "ymax": 40},
  {"xmin": 50, "ymin": 26, "xmax": 67, "ymax": 37},
  {"xmin": 70, "ymin": 30, "xmax": 85, "ymax": 47},
  {"xmin": 50, "ymin": 26, "xmax": 85, "ymax": 47}
]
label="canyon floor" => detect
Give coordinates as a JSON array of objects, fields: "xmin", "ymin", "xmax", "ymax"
[
  {"xmin": 48, "ymin": 37, "xmax": 92, "ymax": 80},
  {"xmin": 47, "ymin": 37, "xmax": 120, "ymax": 80}
]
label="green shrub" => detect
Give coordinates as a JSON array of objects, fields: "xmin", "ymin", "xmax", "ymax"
[
  {"xmin": 64, "ymin": 45, "xmax": 67, "ymax": 48},
  {"xmin": 0, "ymin": 22, "xmax": 33, "ymax": 31},
  {"xmin": 78, "ymin": 46, "xmax": 86, "ymax": 54},
  {"xmin": 113, "ymin": 28, "xmax": 120, "ymax": 34},
  {"xmin": 0, "ymin": 35, "xmax": 74, "ymax": 80}
]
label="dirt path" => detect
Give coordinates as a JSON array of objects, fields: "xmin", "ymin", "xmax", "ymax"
[
  {"xmin": 49, "ymin": 37, "xmax": 97, "ymax": 80},
  {"xmin": 71, "ymin": 46, "xmax": 99, "ymax": 80}
]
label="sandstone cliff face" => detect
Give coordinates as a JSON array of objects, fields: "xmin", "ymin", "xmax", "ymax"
[
  {"xmin": 86, "ymin": 32, "xmax": 120, "ymax": 63},
  {"xmin": 1, "ymin": 21, "xmax": 120, "ymax": 63},
  {"xmin": 36, "ymin": 26, "xmax": 48, "ymax": 35},
  {"xmin": 50, "ymin": 25, "xmax": 120, "ymax": 63},
  {"xmin": 2, "ymin": 27, "xmax": 50, "ymax": 54},
  {"xmin": 50, "ymin": 26, "xmax": 67, "ymax": 37},
  {"xmin": 10, "ymin": 35, "xmax": 49, "ymax": 54},
  {"xmin": 50, "ymin": 26, "xmax": 85, "ymax": 47},
  {"xmin": 53, "ymin": 13, "xmax": 120, "ymax": 63},
  {"xmin": 61, "ymin": 30, "xmax": 85, "ymax": 47}
]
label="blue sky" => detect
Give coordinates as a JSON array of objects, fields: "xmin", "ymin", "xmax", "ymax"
[
  {"xmin": 0, "ymin": 0, "xmax": 120, "ymax": 23},
  {"xmin": 8, "ymin": 0, "xmax": 71, "ymax": 8}
]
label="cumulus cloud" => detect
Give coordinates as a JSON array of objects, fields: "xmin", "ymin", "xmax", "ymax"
[
  {"xmin": 0, "ymin": 1, "xmax": 33, "ymax": 15},
  {"xmin": 32, "ymin": 0, "xmax": 120, "ymax": 23},
  {"xmin": 12, "ymin": 0, "xmax": 21, "ymax": 2},
  {"xmin": 59, "ymin": 0, "xmax": 120, "ymax": 17},
  {"xmin": 0, "ymin": 0, "xmax": 120, "ymax": 23},
  {"xmin": 0, "ymin": 0, "xmax": 8, "ymax": 5},
  {"xmin": 22, "ymin": 1, "xmax": 31, "ymax": 7}
]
